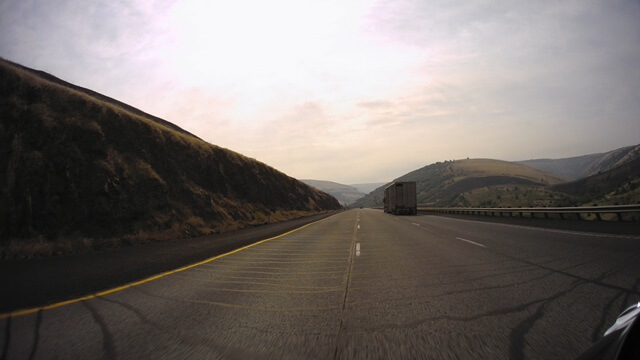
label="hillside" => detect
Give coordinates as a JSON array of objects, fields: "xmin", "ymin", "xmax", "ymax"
[
  {"xmin": 352, "ymin": 159, "xmax": 568, "ymax": 208},
  {"xmin": 301, "ymin": 180, "xmax": 365, "ymax": 205},
  {"xmin": 0, "ymin": 59, "xmax": 340, "ymax": 257},
  {"xmin": 551, "ymin": 157, "xmax": 640, "ymax": 205},
  {"xmin": 3, "ymin": 59, "xmax": 200, "ymax": 140},
  {"xmin": 519, "ymin": 145, "xmax": 640, "ymax": 180}
]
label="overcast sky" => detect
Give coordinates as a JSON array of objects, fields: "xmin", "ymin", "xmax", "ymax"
[{"xmin": 1, "ymin": 0, "xmax": 639, "ymax": 183}]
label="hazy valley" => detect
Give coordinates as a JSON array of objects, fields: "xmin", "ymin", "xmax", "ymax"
[
  {"xmin": 301, "ymin": 180, "xmax": 387, "ymax": 205},
  {"xmin": 2, "ymin": 58, "xmax": 638, "ymax": 258}
]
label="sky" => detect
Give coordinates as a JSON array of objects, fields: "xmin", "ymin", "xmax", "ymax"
[{"xmin": 1, "ymin": 0, "xmax": 639, "ymax": 184}]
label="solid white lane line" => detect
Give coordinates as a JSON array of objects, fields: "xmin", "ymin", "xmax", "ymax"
[{"xmin": 456, "ymin": 237, "xmax": 487, "ymax": 248}]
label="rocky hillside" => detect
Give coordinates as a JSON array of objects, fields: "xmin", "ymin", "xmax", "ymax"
[{"xmin": 0, "ymin": 59, "xmax": 340, "ymax": 257}]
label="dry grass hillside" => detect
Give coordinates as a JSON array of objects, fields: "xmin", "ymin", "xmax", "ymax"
[
  {"xmin": 354, "ymin": 154, "xmax": 640, "ymax": 209},
  {"xmin": 0, "ymin": 59, "xmax": 340, "ymax": 258},
  {"xmin": 352, "ymin": 159, "xmax": 569, "ymax": 208}
]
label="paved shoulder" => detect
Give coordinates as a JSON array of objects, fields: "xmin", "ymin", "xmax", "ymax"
[{"xmin": 0, "ymin": 211, "xmax": 339, "ymax": 313}]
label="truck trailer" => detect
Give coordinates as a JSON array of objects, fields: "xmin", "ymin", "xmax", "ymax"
[{"xmin": 383, "ymin": 182, "xmax": 417, "ymax": 215}]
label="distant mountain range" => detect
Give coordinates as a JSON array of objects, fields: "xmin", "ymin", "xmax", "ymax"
[
  {"xmin": 0, "ymin": 58, "xmax": 340, "ymax": 257},
  {"xmin": 301, "ymin": 180, "xmax": 387, "ymax": 205},
  {"xmin": 518, "ymin": 145, "xmax": 640, "ymax": 180},
  {"xmin": 352, "ymin": 145, "xmax": 640, "ymax": 209},
  {"xmin": 301, "ymin": 180, "xmax": 364, "ymax": 205},
  {"xmin": 350, "ymin": 182, "xmax": 387, "ymax": 194}
]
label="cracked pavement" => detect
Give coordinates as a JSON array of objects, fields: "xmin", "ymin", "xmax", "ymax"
[{"xmin": 2, "ymin": 209, "xmax": 639, "ymax": 359}]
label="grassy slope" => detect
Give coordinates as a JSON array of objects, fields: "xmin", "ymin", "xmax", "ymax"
[
  {"xmin": 0, "ymin": 59, "xmax": 340, "ymax": 257},
  {"xmin": 352, "ymin": 159, "xmax": 568, "ymax": 208}
]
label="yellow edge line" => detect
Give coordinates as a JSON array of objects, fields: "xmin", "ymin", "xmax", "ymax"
[{"xmin": 0, "ymin": 215, "xmax": 333, "ymax": 320}]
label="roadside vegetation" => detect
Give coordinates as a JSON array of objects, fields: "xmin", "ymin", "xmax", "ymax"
[{"xmin": 450, "ymin": 185, "xmax": 574, "ymax": 208}]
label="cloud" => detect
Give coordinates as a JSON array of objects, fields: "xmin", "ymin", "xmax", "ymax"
[{"xmin": 1, "ymin": 0, "xmax": 639, "ymax": 183}]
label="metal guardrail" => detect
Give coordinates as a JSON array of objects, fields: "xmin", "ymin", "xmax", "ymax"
[{"xmin": 418, "ymin": 204, "xmax": 640, "ymax": 221}]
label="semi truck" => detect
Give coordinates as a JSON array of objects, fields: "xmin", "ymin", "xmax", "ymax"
[{"xmin": 383, "ymin": 181, "xmax": 417, "ymax": 215}]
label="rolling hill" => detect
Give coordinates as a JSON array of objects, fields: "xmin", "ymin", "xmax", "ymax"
[
  {"xmin": 0, "ymin": 58, "xmax": 340, "ymax": 257},
  {"xmin": 352, "ymin": 158, "xmax": 569, "ymax": 208}
]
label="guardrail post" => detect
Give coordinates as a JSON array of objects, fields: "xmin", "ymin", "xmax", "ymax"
[
  {"xmin": 595, "ymin": 213, "xmax": 602, "ymax": 221},
  {"xmin": 617, "ymin": 213, "xmax": 623, "ymax": 221}
]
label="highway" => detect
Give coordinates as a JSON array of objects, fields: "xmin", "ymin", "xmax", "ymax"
[{"xmin": 2, "ymin": 209, "xmax": 639, "ymax": 359}]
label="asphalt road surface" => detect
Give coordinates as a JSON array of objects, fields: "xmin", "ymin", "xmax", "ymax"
[{"xmin": 2, "ymin": 209, "xmax": 640, "ymax": 359}]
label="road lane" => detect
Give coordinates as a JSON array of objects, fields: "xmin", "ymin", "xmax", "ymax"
[
  {"xmin": 371, "ymin": 212, "xmax": 640, "ymax": 359},
  {"xmin": 1, "ymin": 209, "xmax": 639, "ymax": 359}
]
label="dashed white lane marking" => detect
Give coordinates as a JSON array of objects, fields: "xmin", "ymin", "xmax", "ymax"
[
  {"xmin": 356, "ymin": 243, "xmax": 361, "ymax": 257},
  {"xmin": 456, "ymin": 237, "xmax": 487, "ymax": 248},
  {"xmin": 412, "ymin": 223, "xmax": 420, "ymax": 226},
  {"xmin": 357, "ymin": 224, "xmax": 360, "ymax": 229}
]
